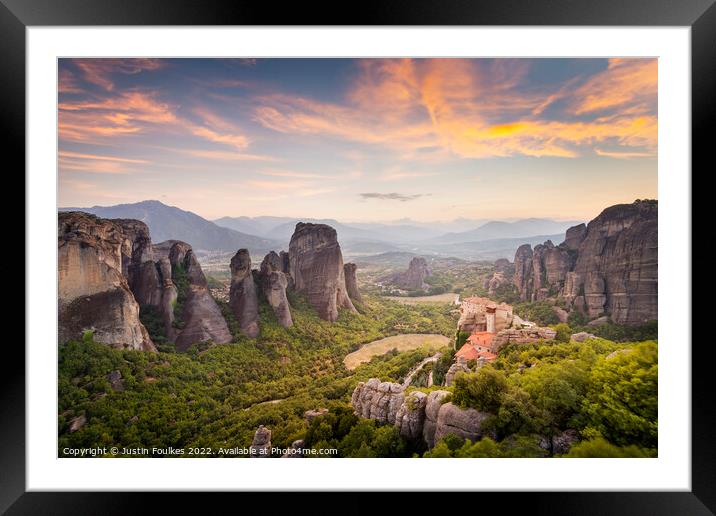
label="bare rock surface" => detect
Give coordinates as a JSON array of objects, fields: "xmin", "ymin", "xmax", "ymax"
[
  {"xmin": 343, "ymin": 263, "xmax": 363, "ymax": 304},
  {"xmin": 171, "ymin": 242, "xmax": 232, "ymax": 350},
  {"xmin": 58, "ymin": 212, "xmax": 155, "ymax": 351},
  {"xmin": 351, "ymin": 380, "xmax": 492, "ymax": 448},
  {"xmin": 229, "ymin": 249, "xmax": 260, "ymax": 338},
  {"xmin": 288, "ymin": 222, "xmax": 356, "ymax": 322},
  {"xmin": 571, "ymin": 331, "xmax": 597, "ymax": 342},
  {"xmin": 513, "ymin": 200, "xmax": 657, "ymax": 325},
  {"xmin": 259, "ymin": 252, "xmax": 293, "ymax": 328},
  {"xmin": 492, "ymin": 327, "xmax": 557, "ymax": 352},
  {"xmin": 389, "ymin": 256, "xmax": 432, "ymax": 290},
  {"xmin": 250, "ymin": 425, "xmax": 272, "ymax": 458},
  {"xmin": 433, "ymin": 402, "xmax": 492, "ymax": 444}
]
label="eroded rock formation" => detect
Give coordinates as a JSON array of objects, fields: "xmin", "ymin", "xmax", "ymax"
[
  {"xmin": 58, "ymin": 212, "xmax": 155, "ymax": 351},
  {"xmin": 230, "ymin": 249, "xmax": 260, "ymax": 338},
  {"xmin": 259, "ymin": 251, "xmax": 293, "ymax": 328},
  {"xmin": 250, "ymin": 425, "xmax": 272, "ymax": 458},
  {"xmin": 491, "ymin": 327, "xmax": 557, "ymax": 352},
  {"xmin": 513, "ymin": 200, "xmax": 657, "ymax": 325},
  {"xmin": 288, "ymin": 223, "xmax": 356, "ymax": 322},
  {"xmin": 351, "ymin": 379, "xmax": 492, "ymax": 448},
  {"xmin": 390, "ymin": 256, "xmax": 432, "ymax": 290},
  {"xmin": 343, "ymin": 263, "xmax": 363, "ymax": 305}
]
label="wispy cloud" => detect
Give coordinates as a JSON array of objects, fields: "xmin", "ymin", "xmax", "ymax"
[
  {"xmin": 72, "ymin": 58, "xmax": 165, "ymax": 91},
  {"xmin": 360, "ymin": 192, "xmax": 428, "ymax": 202},
  {"xmin": 254, "ymin": 58, "xmax": 657, "ymax": 159},
  {"xmin": 260, "ymin": 169, "xmax": 324, "ymax": 179},
  {"xmin": 59, "ymin": 150, "xmax": 149, "ymax": 174}
]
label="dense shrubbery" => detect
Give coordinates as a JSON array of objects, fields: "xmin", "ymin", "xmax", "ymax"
[
  {"xmin": 444, "ymin": 339, "xmax": 658, "ymax": 456},
  {"xmin": 513, "ymin": 301, "xmax": 560, "ymax": 326},
  {"xmin": 58, "ymin": 294, "xmax": 456, "ymax": 456}
]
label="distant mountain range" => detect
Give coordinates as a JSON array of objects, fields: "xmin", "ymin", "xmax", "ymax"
[
  {"xmin": 424, "ymin": 218, "xmax": 582, "ymax": 245},
  {"xmin": 58, "ymin": 200, "xmax": 282, "ymax": 254},
  {"xmin": 59, "ymin": 200, "xmax": 582, "ymax": 262}
]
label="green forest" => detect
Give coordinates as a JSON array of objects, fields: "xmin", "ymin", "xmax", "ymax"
[{"xmin": 59, "ymin": 291, "xmax": 657, "ymax": 458}]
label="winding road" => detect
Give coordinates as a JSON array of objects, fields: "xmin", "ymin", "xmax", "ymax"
[{"xmin": 402, "ymin": 352, "xmax": 442, "ymax": 388}]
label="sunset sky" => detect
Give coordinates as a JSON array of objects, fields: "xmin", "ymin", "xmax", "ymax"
[{"xmin": 58, "ymin": 58, "xmax": 657, "ymax": 222}]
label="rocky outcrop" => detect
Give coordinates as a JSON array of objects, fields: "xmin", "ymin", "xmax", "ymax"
[
  {"xmin": 351, "ymin": 378, "xmax": 405, "ymax": 425},
  {"xmin": 433, "ymin": 403, "xmax": 492, "ymax": 444},
  {"xmin": 394, "ymin": 391, "xmax": 427, "ymax": 440},
  {"xmin": 351, "ymin": 380, "xmax": 492, "ymax": 448},
  {"xmin": 249, "ymin": 425, "xmax": 272, "ymax": 458},
  {"xmin": 563, "ymin": 223, "xmax": 587, "ymax": 250},
  {"xmin": 304, "ymin": 408, "xmax": 328, "ymax": 423},
  {"xmin": 259, "ymin": 252, "xmax": 292, "ymax": 328},
  {"xmin": 513, "ymin": 200, "xmax": 657, "ymax": 325},
  {"xmin": 423, "ymin": 390, "xmax": 452, "ymax": 448},
  {"xmin": 230, "ymin": 249, "xmax": 260, "ymax": 338},
  {"xmin": 58, "ymin": 212, "xmax": 231, "ymax": 352},
  {"xmin": 539, "ymin": 429, "xmax": 580, "ymax": 456},
  {"xmin": 282, "ymin": 439, "xmax": 305, "ymax": 458},
  {"xmin": 170, "ymin": 243, "xmax": 232, "ymax": 350},
  {"xmin": 492, "ymin": 327, "xmax": 557, "ymax": 352},
  {"xmin": 288, "ymin": 223, "xmax": 356, "ymax": 322},
  {"xmin": 68, "ymin": 415, "xmax": 87, "ymax": 433},
  {"xmin": 58, "ymin": 212, "xmax": 155, "ymax": 351},
  {"xmin": 513, "ymin": 244, "xmax": 534, "ymax": 302},
  {"xmin": 390, "ymin": 256, "xmax": 431, "ymax": 290},
  {"xmin": 343, "ymin": 263, "xmax": 363, "ymax": 304},
  {"xmin": 107, "ymin": 370, "xmax": 124, "ymax": 392},
  {"xmin": 564, "ymin": 200, "xmax": 658, "ymax": 324},
  {"xmin": 445, "ymin": 356, "xmax": 470, "ymax": 386},
  {"xmin": 571, "ymin": 331, "xmax": 597, "ymax": 342}
]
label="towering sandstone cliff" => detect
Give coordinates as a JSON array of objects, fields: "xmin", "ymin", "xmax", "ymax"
[
  {"xmin": 259, "ymin": 251, "xmax": 293, "ymax": 328},
  {"xmin": 288, "ymin": 223, "xmax": 356, "ymax": 322},
  {"xmin": 230, "ymin": 249, "xmax": 260, "ymax": 338},
  {"xmin": 59, "ymin": 212, "xmax": 232, "ymax": 352},
  {"xmin": 343, "ymin": 263, "xmax": 363, "ymax": 305},
  {"xmin": 58, "ymin": 212, "xmax": 155, "ymax": 351},
  {"xmin": 513, "ymin": 200, "xmax": 657, "ymax": 324}
]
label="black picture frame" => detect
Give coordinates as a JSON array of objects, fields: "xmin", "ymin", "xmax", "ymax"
[{"xmin": 5, "ymin": 0, "xmax": 712, "ymax": 512}]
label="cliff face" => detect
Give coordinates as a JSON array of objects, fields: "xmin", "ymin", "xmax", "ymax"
[
  {"xmin": 58, "ymin": 212, "xmax": 155, "ymax": 351},
  {"xmin": 513, "ymin": 200, "xmax": 657, "ymax": 325},
  {"xmin": 565, "ymin": 200, "xmax": 658, "ymax": 324},
  {"xmin": 229, "ymin": 249, "xmax": 260, "ymax": 338},
  {"xmin": 171, "ymin": 243, "xmax": 232, "ymax": 350},
  {"xmin": 288, "ymin": 223, "xmax": 356, "ymax": 322},
  {"xmin": 343, "ymin": 263, "xmax": 363, "ymax": 305},
  {"xmin": 390, "ymin": 256, "xmax": 431, "ymax": 290},
  {"xmin": 259, "ymin": 251, "xmax": 293, "ymax": 328}
]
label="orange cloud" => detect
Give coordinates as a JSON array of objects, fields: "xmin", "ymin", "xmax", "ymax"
[
  {"xmin": 572, "ymin": 58, "xmax": 657, "ymax": 115},
  {"xmin": 59, "ymin": 91, "xmax": 177, "ymax": 143},
  {"xmin": 254, "ymin": 58, "xmax": 657, "ymax": 160}
]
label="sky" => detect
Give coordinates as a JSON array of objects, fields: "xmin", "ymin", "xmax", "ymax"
[{"xmin": 58, "ymin": 58, "xmax": 657, "ymax": 222}]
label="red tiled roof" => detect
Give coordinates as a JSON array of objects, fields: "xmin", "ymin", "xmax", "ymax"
[
  {"xmin": 467, "ymin": 331, "xmax": 494, "ymax": 347},
  {"xmin": 455, "ymin": 344, "xmax": 498, "ymax": 362},
  {"xmin": 456, "ymin": 343, "xmax": 481, "ymax": 360}
]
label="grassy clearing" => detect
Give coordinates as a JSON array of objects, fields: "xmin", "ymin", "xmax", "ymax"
[
  {"xmin": 384, "ymin": 293, "xmax": 459, "ymax": 305},
  {"xmin": 343, "ymin": 334, "xmax": 450, "ymax": 370}
]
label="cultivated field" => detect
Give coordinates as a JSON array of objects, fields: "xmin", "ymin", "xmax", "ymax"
[
  {"xmin": 343, "ymin": 333, "xmax": 451, "ymax": 370},
  {"xmin": 385, "ymin": 293, "xmax": 459, "ymax": 305}
]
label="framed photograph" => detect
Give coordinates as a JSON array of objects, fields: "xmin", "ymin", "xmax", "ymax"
[{"xmin": 8, "ymin": 0, "xmax": 711, "ymax": 511}]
